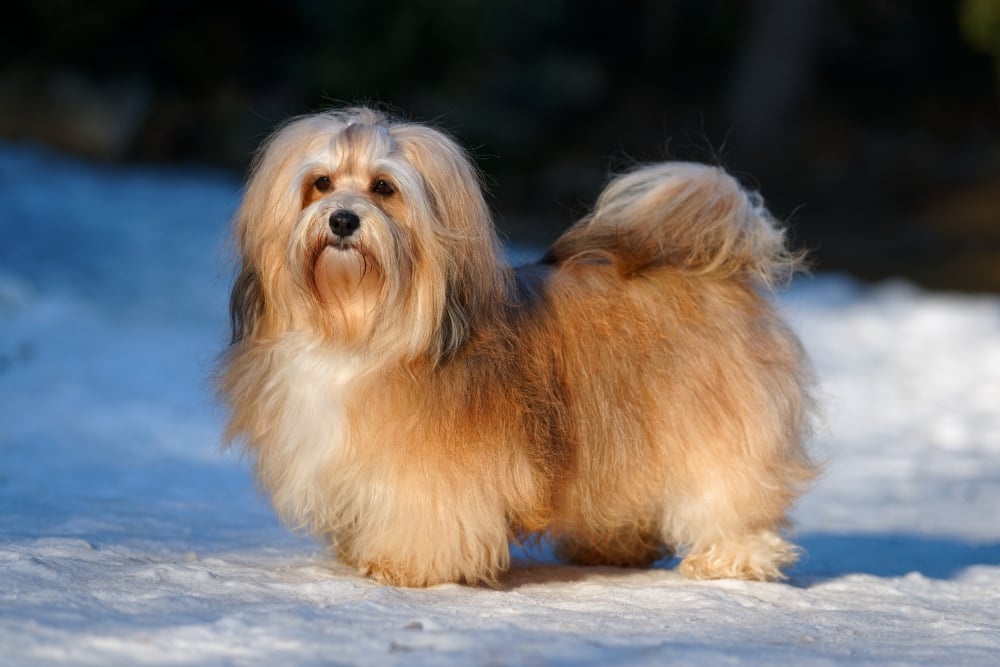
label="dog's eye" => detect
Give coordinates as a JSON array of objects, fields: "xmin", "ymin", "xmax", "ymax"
[
  {"xmin": 313, "ymin": 176, "xmax": 332, "ymax": 193},
  {"xmin": 371, "ymin": 179, "xmax": 395, "ymax": 196}
]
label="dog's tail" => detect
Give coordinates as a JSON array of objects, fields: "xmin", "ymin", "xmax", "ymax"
[{"xmin": 544, "ymin": 162, "xmax": 802, "ymax": 288}]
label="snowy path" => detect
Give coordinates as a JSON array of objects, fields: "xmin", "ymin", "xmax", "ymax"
[{"xmin": 1, "ymin": 145, "xmax": 998, "ymax": 666}]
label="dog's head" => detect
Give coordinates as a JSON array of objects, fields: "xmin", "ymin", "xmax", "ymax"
[{"xmin": 229, "ymin": 108, "xmax": 510, "ymax": 363}]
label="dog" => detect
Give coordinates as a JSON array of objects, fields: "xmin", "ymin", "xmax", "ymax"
[{"xmin": 218, "ymin": 107, "xmax": 816, "ymax": 587}]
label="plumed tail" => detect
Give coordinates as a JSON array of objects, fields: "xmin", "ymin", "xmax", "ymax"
[{"xmin": 545, "ymin": 162, "xmax": 803, "ymax": 288}]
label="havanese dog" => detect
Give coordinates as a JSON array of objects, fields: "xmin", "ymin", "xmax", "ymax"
[{"xmin": 218, "ymin": 107, "xmax": 816, "ymax": 587}]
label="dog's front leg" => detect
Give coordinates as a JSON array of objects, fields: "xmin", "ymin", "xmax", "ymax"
[{"xmin": 342, "ymin": 470, "xmax": 512, "ymax": 587}]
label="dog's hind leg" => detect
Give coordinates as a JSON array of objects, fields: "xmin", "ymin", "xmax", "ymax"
[{"xmin": 660, "ymin": 458, "xmax": 807, "ymax": 581}]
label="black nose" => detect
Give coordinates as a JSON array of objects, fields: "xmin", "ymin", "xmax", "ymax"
[{"xmin": 329, "ymin": 209, "xmax": 361, "ymax": 237}]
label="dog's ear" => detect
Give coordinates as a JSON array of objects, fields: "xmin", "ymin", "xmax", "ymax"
[
  {"xmin": 229, "ymin": 265, "xmax": 265, "ymax": 345},
  {"xmin": 392, "ymin": 124, "xmax": 512, "ymax": 355},
  {"xmin": 393, "ymin": 126, "xmax": 493, "ymax": 241},
  {"xmin": 227, "ymin": 115, "xmax": 335, "ymax": 344}
]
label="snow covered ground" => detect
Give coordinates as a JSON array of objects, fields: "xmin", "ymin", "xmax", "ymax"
[{"xmin": 1, "ymin": 143, "xmax": 998, "ymax": 666}]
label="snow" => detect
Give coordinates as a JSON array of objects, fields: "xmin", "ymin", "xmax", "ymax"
[{"xmin": 1, "ymin": 142, "xmax": 998, "ymax": 666}]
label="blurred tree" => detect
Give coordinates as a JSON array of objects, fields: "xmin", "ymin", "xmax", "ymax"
[{"xmin": 724, "ymin": 0, "xmax": 828, "ymax": 165}]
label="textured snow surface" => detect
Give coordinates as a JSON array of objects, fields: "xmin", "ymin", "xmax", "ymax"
[{"xmin": 1, "ymin": 144, "xmax": 998, "ymax": 666}]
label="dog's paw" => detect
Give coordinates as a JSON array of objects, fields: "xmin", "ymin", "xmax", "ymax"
[
  {"xmin": 677, "ymin": 531, "xmax": 798, "ymax": 582},
  {"xmin": 360, "ymin": 560, "xmax": 434, "ymax": 588},
  {"xmin": 359, "ymin": 554, "xmax": 504, "ymax": 588}
]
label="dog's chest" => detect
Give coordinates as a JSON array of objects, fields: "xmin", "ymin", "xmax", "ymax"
[{"xmin": 264, "ymin": 341, "xmax": 360, "ymax": 484}]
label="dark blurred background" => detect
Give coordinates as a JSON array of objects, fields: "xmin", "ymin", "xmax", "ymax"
[{"xmin": 2, "ymin": 0, "xmax": 999, "ymax": 290}]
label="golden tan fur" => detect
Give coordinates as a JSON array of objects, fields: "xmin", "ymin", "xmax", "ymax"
[{"xmin": 218, "ymin": 107, "xmax": 816, "ymax": 587}]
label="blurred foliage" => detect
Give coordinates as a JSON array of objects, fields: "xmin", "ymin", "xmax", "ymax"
[
  {"xmin": 2, "ymin": 0, "xmax": 999, "ymax": 289},
  {"xmin": 962, "ymin": 0, "xmax": 1000, "ymax": 51},
  {"xmin": 961, "ymin": 0, "xmax": 1000, "ymax": 82}
]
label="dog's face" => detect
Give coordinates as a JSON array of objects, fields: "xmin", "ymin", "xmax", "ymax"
[{"xmin": 229, "ymin": 109, "xmax": 510, "ymax": 363}]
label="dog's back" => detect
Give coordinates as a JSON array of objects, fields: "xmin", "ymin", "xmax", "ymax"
[{"xmin": 511, "ymin": 163, "xmax": 816, "ymax": 580}]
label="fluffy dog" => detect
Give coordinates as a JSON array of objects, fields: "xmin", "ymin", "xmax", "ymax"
[{"xmin": 218, "ymin": 107, "xmax": 816, "ymax": 587}]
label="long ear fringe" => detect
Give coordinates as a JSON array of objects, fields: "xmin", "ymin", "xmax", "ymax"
[
  {"xmin": 390, "ymin": 122, "xmax": 514, "ymax": 358},
  {"xmin": 229, "ymin": 266, "xmax": 264, "ymax": 345}
]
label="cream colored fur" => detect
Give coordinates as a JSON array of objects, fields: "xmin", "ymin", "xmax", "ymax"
[{"xmin": 218, "ymin": 107, "xmax": 816, "ymax": 587}]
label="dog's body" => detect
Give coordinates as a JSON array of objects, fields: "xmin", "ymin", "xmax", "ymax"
[{"xmin": 219, "ymin": 107, "xmax": 816, "ymax": 587}]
